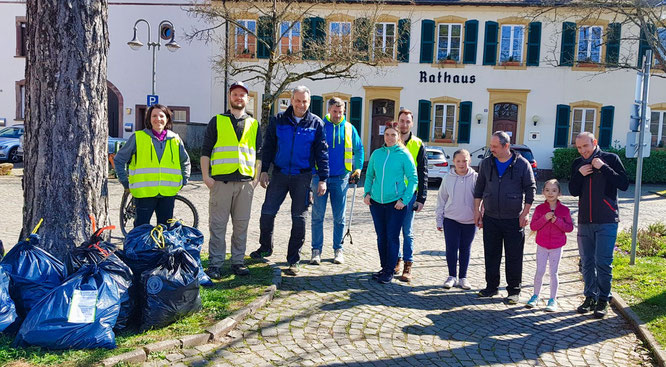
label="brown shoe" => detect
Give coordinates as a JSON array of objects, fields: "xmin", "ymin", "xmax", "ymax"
[
  {"xmin": 399, "ymin": 261, "xmax": 413, "ymax": 282},
  {"xmin": 393, "ymin": 258, "xmax": 402, "ymax": 277}
]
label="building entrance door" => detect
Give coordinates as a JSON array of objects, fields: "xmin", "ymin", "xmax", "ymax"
[
  {"xmin": 371, "ymin": 99, "xmax": 395, "ymax": 152},
  {"xmin": 107, "ymin": 87, "xmax": 119, "ymax": 138},
  {"xmin": 492, "ymin": 103, "xmax": 519, "ymax": 144}
]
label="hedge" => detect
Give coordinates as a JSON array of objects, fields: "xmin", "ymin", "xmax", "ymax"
[{"xmin": 551, "ymin": 147, "xmax": 666, "ymax": 183}]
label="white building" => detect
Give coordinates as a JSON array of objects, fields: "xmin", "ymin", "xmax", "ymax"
[{"xmin": 2, "ymin": 0, "xmax": 666, "ymax": 171}]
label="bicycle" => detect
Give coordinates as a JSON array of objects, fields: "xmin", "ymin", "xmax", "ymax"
[{"xmin": 119, "ymin": 190, "xmax": 199, "ymax": 237}]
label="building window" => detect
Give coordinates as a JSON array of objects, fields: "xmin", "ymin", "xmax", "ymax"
[
  {"xmin": 329, "ymin": 21, "xmax": 351, "ymax": 51},
  {"xmin": 577, "ymin": 26, "xmax": 602, "ymax": 63},
  {"xmin": 570, "ymin": 108, "xmax": 596, "ymax": 144},
  {"xmin": 278, "ymin": 98, "xmax": 290, "ymax": 112},
  {"xmin": 247, "ymin": 92, "xmax": 257, "ymax": 117},
  {"xmin": 16, "ymin": 17, "xmax": 27, "ymax": 57},
  {"xmin": 16, "ymin": 80, "xmax": 25, "ymax": 120},
  {"xmin": 656, "ymin": 28, "xmax": 666, "ymax": 65},
  {"xmin": 373, "ymin": 22, "xmax": 396, "ymax": 60},
  {"xmin": 235, "ymin": 20, "xmax": 257, "ymax": 58},
  {"xmin": 650, "ymin": 110, "xmax": 666, "ymax": 147},
  {"xmin": 170, "ymin": 106, "xmax": 190, "ymax": 123},
  {"xmin": 280, "ymin": 21, "xmax": 301, "ymax": 55},
  {"xmin": 436, "ymin": 23, "xmax": 462, "ymax": 62},
  {"xmin": 432, "ymin": 103, "xmax": 456, "ymax": 141},
  {"xmin": 499, "ymin": 24, "xmax": 524, "ymax": 63}
]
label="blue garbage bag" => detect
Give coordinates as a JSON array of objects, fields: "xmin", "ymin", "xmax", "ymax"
[
  {"xmin": 0, "ymin": 234, "xmax": 65, "ymax": 317},
  {"xmin": 0, "ymin": 268, "xmax": 17, "ymax": 332},
  {"xmin": 118, "ymin": 224, "xmax": 169, "ymax": 279},
  {"xmin": 140, "ymin": 248, "xmax": 201, "ymax": 331},
  {"xmin": 14, "ymin": 263, "xmax": 120, "ymax": 349},
  {"xmin": 163, "ymin": 221, "xmax": 213, "ymax": 286}
]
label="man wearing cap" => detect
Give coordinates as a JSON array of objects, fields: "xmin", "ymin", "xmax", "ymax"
[
  {"xmin": 250, "ymin": 85, "xmax": 329, "ymax": 276},
  {"xmin": 201, "ymin": 81, "xmax": 262, "ymax": 278},
  {"xmin": 309, "ymin": 97, "xmax": 364, "ymax": 266}
]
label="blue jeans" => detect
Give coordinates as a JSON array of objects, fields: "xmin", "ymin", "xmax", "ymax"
[
  {"xmin": 443, "ymin": 218, "xmax": 477, "ymax": 278},
  {"xmin": 369, "ymin": 200, "xmax": 408, "ymax": 274},
  {"xmin": 311, "ymin": 173, "xmax": 349, "ymax": 252},
  {"xmin": 258, "ymin": 170, "xmax": 312, "ymax": 265},
  {"xmin": 398, "ymin": 194, "xmax": 417, "ymax": 262},
  {"xmin": 577, "ymin": 223, "xmax": 618, "ymax": 302},
  {"xmin": 134, "ymin": 196, "xmax": 175, "ymax": 227}
]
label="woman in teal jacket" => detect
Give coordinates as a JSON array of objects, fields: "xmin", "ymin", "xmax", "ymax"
[{"xmin": 363, "ymin": 122, "xmax": 418, "ymax": 284}]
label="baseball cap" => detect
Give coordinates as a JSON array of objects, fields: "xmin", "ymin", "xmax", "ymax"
[{"xmin": 229, "ymin": 81, "xmax": 249, "ymax": 94}]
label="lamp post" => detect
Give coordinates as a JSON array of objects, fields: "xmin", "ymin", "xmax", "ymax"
[{"xmin": 127, "ymin": 19, "xmax": 181, "ymax": 95}]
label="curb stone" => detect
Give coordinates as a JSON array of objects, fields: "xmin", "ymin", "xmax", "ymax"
[
  {"xmin": 612, "ymin": 293, "xmax": 666, "ymax": 367},
  {"xmin": 99, "ymin": 263, "xmax": 282, "ymax": 366}
]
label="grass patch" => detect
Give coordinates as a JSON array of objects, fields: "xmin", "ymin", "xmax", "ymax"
[{"xmin": 0, "ymin": 255, "xmax": 273, "ymax": 367}]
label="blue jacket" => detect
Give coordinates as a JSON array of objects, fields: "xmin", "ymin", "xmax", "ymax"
[
  {"xmin": 364, "ymin": 144, "xmax": 417, "ymax": 204},
  {"xmin": 322, "ymin": 114, "xmax": 364, "ymax": 177},
  {"xmin": 261, "ymin": 106, "xmax": 329, "ymax": 179}
]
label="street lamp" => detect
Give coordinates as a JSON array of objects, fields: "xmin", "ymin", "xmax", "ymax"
[{"xmin": 127, "ymin": 19, "xmax": 181, "ymax": 95}]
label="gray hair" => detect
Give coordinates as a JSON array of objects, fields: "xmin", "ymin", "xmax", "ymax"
[
  {"xmin": 492, "ymin": 131, "xmax": 511, "ymax": 147},
  {"xmin": 576, "ymin": 131, "xmax": 596, "ymax": 143},
  {"xmin": 292, "ymin": 85, "xmax": 311, "ymax": 97},
  {"xmin": 327, "ymin": 97, "xmax": 344, "ymax": 109}
]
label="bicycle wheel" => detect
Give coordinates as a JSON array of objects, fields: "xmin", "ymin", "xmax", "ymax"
[
  {"xmin": 119, "ymin": 190, "xmax": 136, "ymax": 237},
  {"xmin": 172, "ymin": 195, "xmax": 199, "ymax": 229}
]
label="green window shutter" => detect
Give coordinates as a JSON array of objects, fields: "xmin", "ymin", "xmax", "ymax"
[
  {"xmin": 397, "ymin": 19, "xmax": 411, "ymax": 63},
  {"xmin": 350, "ymin": 97, "xmax": 363, "ymax": 135},
  {"xmin": 606, "ymin": 23, "xmax": 621, "ymax": 66},
  {"xmin": 303, "ymin": 17, "xmax": 325, "ymax": 60},
  {"xmin": 463, "ymin": 20, "xmax": 478, "ymax": 64},
  {"xmin": 457, "ymin": 101, "xmax": 472, "ymax": 144},
  {"xmin": 417, "ymin": 99, "xmax": 431, "ymax": 142},
  {"xmin": 526, "ymin": 22, "xmax": 542, "ymax": 66},
  {"xmin": 638, "ymin": 24, "xmax": 655, "ymax": 67},
  {"xmin": 309, "ymin": 95, "xmax": 323, "ymax": 118},
  {"xmin": 419, "ymin": 19, "xmax": 435, "ymax": 64},
  {"xmin": 560, "ymin": 22, "xmax": 576, "ymax": 66},
  {"xmin": 554, "ymin": 104, "xmax": 571, "ymax": 148},
  {"xmin": 599, "ymin": 106, "xmax": 615, "ymax": 149},
  {"xmin": 257, "ymin": 16, "xmax": 273, "ymax": 59},
  {"xmin": 482, "ymin": 21, "xmax": 498, "ymax": 65},
  {"xmin": 353, "ymin": 18, "xmax": 370, "ymax": 61}
]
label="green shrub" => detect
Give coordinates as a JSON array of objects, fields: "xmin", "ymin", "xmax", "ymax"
[
  {"xmin": 616, "ymin": 222, "xmax": 666, "ymax": 258},
  {"xmin": 551, "ymin": 148, "xmax": 580, "ymax": 180},
  {"xmin": 185, "ymin": 145, "xmax": 202, "ymax": 172}
]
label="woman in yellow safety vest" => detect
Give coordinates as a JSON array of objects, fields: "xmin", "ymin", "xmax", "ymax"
[{"xmin": 114, "ymin": 104, "xmax": 191, "ymax": 227}]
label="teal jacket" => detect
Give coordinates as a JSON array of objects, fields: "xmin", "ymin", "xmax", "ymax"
[{"xmin": 364, "ymin": 144, "xmax": 417, "ymax": 204}]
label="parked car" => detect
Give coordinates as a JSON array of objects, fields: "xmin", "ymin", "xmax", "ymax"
[
  {"xmin": 426, "ymin": 147, "xmax": 449, "ymax": 184},
  {"xmin": 16, "ymin": 134, "xmax": 126, "ymax": 162},
  {"xmin": 0, "ymin": 125, "xmax": 25, "ymax": 163},
  {"xmin": 479, "ymin": 144, "xmax": 538, "ymax": 181}
]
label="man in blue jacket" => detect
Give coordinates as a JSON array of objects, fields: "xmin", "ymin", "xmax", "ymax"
[
  {"xmin": 309, "ymin": 97, "xmax": 364, "ymax": 266},
  {"xmin": 250, "ymin": 85, "xmax": 329, "ymax": 276}
]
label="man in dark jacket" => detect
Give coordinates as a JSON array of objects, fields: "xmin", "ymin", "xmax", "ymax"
[
  {"xmin": 473, "ymin": 131, "xmax": 536, "ymax": 303},
  {"xmin": 250, "ymin": 85, "xmax": 329, "ymax": 276},
  {"xmin": 569, "ymin": 131, "xmax": 628, "ymax": 319}
]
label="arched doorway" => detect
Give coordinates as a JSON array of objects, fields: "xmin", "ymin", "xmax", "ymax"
[
  {"xmin": 492, "ymin": 102, "xmax": 518, "ymax": 144},
  {"xmin": 370, "ymin": 99, "xmax": 395, "ymax": 152},
  {"xmin": 107, "ymin": 81, "xmax": 123, "ymax": 138}
]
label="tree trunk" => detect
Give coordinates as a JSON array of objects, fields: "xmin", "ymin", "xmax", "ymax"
[{"xmin": 22, "ymin": 0, "xmax": 110, "ymax": 259}]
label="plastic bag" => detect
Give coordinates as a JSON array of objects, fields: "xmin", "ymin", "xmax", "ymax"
[
  {"xmin": 0, "ymin": 234, "xmax": 65, "ymax": 317},
  {"xmin": 14, "ymin": 263, "xmax": 120, "ymax": 349},
  {"xmin": 118, "ymin": 224, "xmax": 169, "ymax": 279},
  {"xmin": 0, "ymin": 268, "xmax": 17, "ymax": 332},
  {"xmin": 163, "ymin": 221, "xmax": 213, "ymax": 286},
  {"xmin": 140, "ymin": 248, "xmax": 201, "ymax": 331}
]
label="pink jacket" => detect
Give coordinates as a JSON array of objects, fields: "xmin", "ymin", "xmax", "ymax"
[{"xmin": 529, "ymin": 201, "xmax": 574, "ymax": 249}]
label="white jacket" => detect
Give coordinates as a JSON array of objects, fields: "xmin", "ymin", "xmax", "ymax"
[{"xmin": 435, "ymin": 166, "xmax": 478, "ymax": 227}]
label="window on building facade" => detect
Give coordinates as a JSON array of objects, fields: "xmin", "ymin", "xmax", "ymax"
[
  {"xmin": 570, "ymin": 108, "xmax": 596, "ymax": 144},
  {"xmin": 235, "ymin": 20, "xmax": 257, "ymax": 57},
  {"xmin": 577, "ymin": 26, "xmax": 602, "ymax": 63},
  {"xmin": 16, "ymin": 81, "xmax": 25, "ymax": 120},
  {"xmin": 247, "ymin": 93, "xmax": 256, "ymax": 117},
  {"xmin": 170, "ymin": 107, "xmax": 190, "ymax": 123},
  {"xmin": 656, "ymin": 28, "xmax": 666, "ymax": 65},
  {"xmin": 650, "ymin": 110, "xmax": 666, "ymax": 147},
  {"xmin": 432, "ymin": 103, "xmax": 456, "ymax": 141},
  {"xmin": 374, "ymin": 22, "xmax": 396, "ymax": 60},
  {"xmin": 278, "ymin": 98, "xmax": 290, "ymax": 112},
  {"xmin": 499, "ymin": 24, "xmax": 524, "ymax": 63},
  {"xmin": 16, "ymin": 18, "xmax": 27, "ymax": 57},
  {"xmin": 436, "ymin": 23, "xmax": 462, "ymax": 62},
  {"xmin": 280, "ymin": 21, "xmax": 301, "ymax": 55},
  {"xmin": 329, "ymin": 21, "xmax": 352, "ymax": 51}
]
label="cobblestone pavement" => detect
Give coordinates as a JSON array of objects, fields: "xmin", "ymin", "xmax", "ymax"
[{"xmin": 0, "ymin": 173, "xmax": 663, "ymax": 366}]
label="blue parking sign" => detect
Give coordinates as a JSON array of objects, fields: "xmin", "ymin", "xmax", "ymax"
[{"xmin": 147, "ymin": 95, "xmax": 159, "ymax": 106}]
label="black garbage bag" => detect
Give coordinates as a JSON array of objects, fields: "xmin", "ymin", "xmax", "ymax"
[
  {"xmin": 163, "ymin": 221, "xmax": 213, "ymax": 286},
  {"xmin": 118, "ymin": 224, "xmax": 169, "ymax": 279},
  {"xmin": 0, "ymin": 268, "xmax": 17, "ymax": 332},
  {"xmin": 0, "ymin": 234, "xmax": 65, "ymax": 317},
  {"xmin": 140, "ymin": 248, "xmax": 201, "ymax": 331},
  {"xmin": 14, "ymin": 263, "xmax": 120, "ymax": 349}
]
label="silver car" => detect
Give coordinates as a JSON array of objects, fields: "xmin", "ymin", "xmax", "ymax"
[
  {"xmin": 426, "ymin": 147, "xmax": 449, "ymax": 184},
  {"xmin": 0, "ymin": 125, "xmax": 24, "ymax": 163}
]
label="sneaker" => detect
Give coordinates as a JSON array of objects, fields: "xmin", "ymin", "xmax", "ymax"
[
  {"xmin": 371, "ymin": 269, "xmax": 383, "ymax": 280},
  {"xmin": 250, "ymin": 248, "xmax": 272, "ymax": 260},
  {"xmin": 458, "ymin": 278, "xmax": 471, "ymax": 290},
  {"xmin": 577, "ymin": 297, "xmax": 597, "ymax": 314},
  {"xmin": 284, "ymin": 263, "xmax": 300, "ymax": 276},
  {"xmin": 310, "ymin": 249, "xmax": 321, "ymax": 265},
  {"xmin": 206, "ymin": 267, "xmax": 222, "ymax": 280},
  {"xmin": 594, "ymin": 300, "xmax": 609, "ymax": 319},
  {"xmin": 231, "ymin": 264, "xmax": 250, "ymax": 276},
  {"xmin": 478, "ymin": 288, "xmax": 499, "ymax": 297},
  {"xmin": 545, "ymin": 298, "xmax": 558, "ymax": 312},
  {"xmin": 378, "ymin": 271, "xmax": 393, "ymax": 284},
  {"xmin": 506, "ymin": 294, "xmax": 520, "ymax": 305},
  {"xmin": 443, "ymin": 276, "xmax": 457, "ymax": 289},
  {"xmin": 333, "ymin": 249, "xmax": 344, "ymax": 264},
  {"xmin": 526, "ymin": 295, "xmax": 539, "ymax": 308}
]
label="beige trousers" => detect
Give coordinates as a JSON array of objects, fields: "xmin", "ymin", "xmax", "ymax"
[{"xmin": 208, "ymin": 180, "xmax": 254, "ymax": 267}]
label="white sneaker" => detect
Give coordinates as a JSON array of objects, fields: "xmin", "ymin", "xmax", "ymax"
[
  {"xmin": 458, "ymin": 278, "xmax": 471, "ymax": 290},
  {"xmin": 545, "ymin": 298, "xmax": 558, "ymax": 312},
  {"xmin": 333, "ymin": 249, "xmax": 344, "ymax": 264},
  {"xmin": 443, "ymin": 276, "xmax": 457, "ymax": 289},
  {"xmin": 310, "ymin": 249, "xmax": 321, "ymax": 265}
]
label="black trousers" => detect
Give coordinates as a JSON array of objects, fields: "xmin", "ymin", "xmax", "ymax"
[{"xmin": 482, "ymin": 215, "xmax": 525, "ymax": 295}]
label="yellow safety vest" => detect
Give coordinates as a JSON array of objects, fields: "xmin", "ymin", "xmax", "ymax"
[
  {"xmin": 210, "ymin": 115, "xmax": 258, "ymax": 177},
  {"xmin": 128, "ymin": 130, "xmax": 183, "ymax": 198},
  {"xmin": 326, "ymin": 114, "xmax": 354, "ymax": 172},
  {"xmin": 405, "ymin": 134, "xmax": 423, "ymax": 168}
]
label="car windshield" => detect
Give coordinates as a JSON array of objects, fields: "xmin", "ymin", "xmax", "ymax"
[
  {"xmin": 0, "ymin": 127, "xmax": 22, "ymax": 138},
  {"xmin": 427, "ymin": 151, "xmax": 444, "ymax": 160}
]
